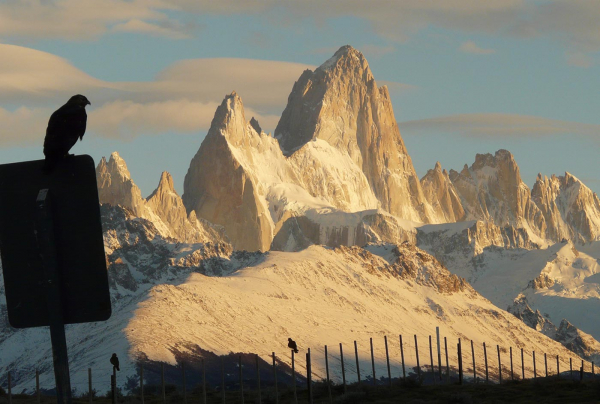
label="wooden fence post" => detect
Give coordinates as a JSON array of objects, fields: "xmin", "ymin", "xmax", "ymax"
[
  {"xmin": 272, "ymin": 352, "xmax": 279, "ymax": 404},
  {"xmin": 470, "ymin": 340, "xmax": 476, "ymax": 383},
  {"xmin": 533, "ymin": 351, "xmax": 537, "ymax": 379},
  {"xmin": 400, "ymin": 335, "xmax": 406, "ymax": 381},
  {"xmin": 570, "ymin": 358, "xmax": 573, "ymax": 379},
  {"xmin": 354, "ymin": 340, "xmax": 361, "ymax": 385},
  {"xmin": 497, "ymin": 345, "xmax": 502, "ymax": 384},
  {"xmin": 255, "ymin": 355, "xmax": 262, "ymax": 404},
  {"xmin": 444, "ymin": 337, "xmax": 450, "ymax": 384},
  {"xmin": 39, "ymin": 369, "xmax": 42, "ymax": 404},
  {"xmin": 414, "ymin": 335, "xmax": 421, "ymax": 382},
  {"xmin": 483, "ymin": 342, "xmax": 488, "ymax": 383},
  {"xmin": 139, "ymin": 365, "xmax": 143, "ymax": 404},
  {"xmin": 307, "ymin": 349, "xmax": 312, "ymax": 404},
  {"xmin": 592, "ymin": 361, "xmax": 595, "ymax": 378},
  {"xmin": 203, "ymin": 359, "xmax": 207, "ymax": 404},
  {"xmin": 436, "ymin": 327, "xmax": 442, "ymax": 381},
  {"xmin": 370, "ymin": 338, "xmax": 376, "ymax": 386},
  {"xmin": 521, "ymin": 348, "xmax": 525, "ymax": 380},
  {"xmin": 291, "ymin": 351, "xmax": 296, "ymax": 404},
  {"xmin": 182, "ymin": 361, "xmax": 187, "ymax": 404},
  {"xmin": 457, "ymin": 340, "xmax": 463, "ymax": 385},
  {"xmin": 557, "ymin": 355, "xmax": 560, "ymax": 378},
  {"xmin": 581, "ymin": 360, "xmax": 584, "ymax": 380},
  {"xmin": 325, "ymin": 345, "xmax": 332, "ymax": 403},
  {"xmin": 238, "ymin": 357, "xmax": 243, "ymax": 404},
  {"xmin": 385, "ymin": 336, "xmax": 391, "ymax": 387},
  {"xmin": 544, "ymin": 353, "xmax": 548, "ymax": 378},
  {"xmin": 161, "ymin": 363, "xmax": 166, "ymax": 404},
  {"xmin": 339, "ymin": 343, "xmax": 346, "ymax": 394},
  {"xmin": 510, "ymin": 347, "xmax": 514, "ymax": 381},
  {"xmin": 429, "ymin": 335, "xmax": 436, "ymax": 385}
]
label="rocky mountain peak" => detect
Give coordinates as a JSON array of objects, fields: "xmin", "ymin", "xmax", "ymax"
[
  {"xmin": 96, "ymin": 152, "xmax": 145, "ymax": 217},
  {"xmin": 249, "ymin": 117, "xmax": 262, "ymax": 134},
  {"xmin": 148, "ymin": 172, "xmax": 176, "ymax": 199},
  {"xmin": 274, "ymin": 45, "xmax": 439, "ymax": 223}
]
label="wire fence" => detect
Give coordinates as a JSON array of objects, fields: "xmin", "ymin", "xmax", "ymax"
[{"xmin": 1, "ymin": 330, "xmax": 597, "ymax": 403}]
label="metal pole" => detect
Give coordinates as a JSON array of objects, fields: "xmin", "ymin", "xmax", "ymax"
[
  {"xmin": 414, "ymin": 335, "xmax": 421, "ymax": 381},
  {"xmin": 112, "ymin": 367, "xmax": 117, "ymax": 404},
  {"xmin": 370, "ymin": 338, "xmax": 376, "ymax": 386},
  {"xmin": 436, "ymin": 327, "xmax": 442, "ymax": 381},
  {"xmin": 255, "ymin": 355, "xmax": 261, "ymax": 404},
  {"xmin": 385, "ymin": 336, "xmax": 391, "ymax": 387},
  {"xmin": 544, "ymin": 353, "xmax": 548, "ymax": 378},
  {"xmin": 429, "ymin": 336, "xmax": 436, "ymax": 385},
  {"xmin": 340, "ymin": 343, "xmax": 346, "ymax": 393},
  {"xmin": 533, "ymin": 351, "xmax": 537, "ymax": 379},
  {"xmin": 521, "ymin": 349, "xmax": 525, "ymax": 380},
  {"xmin": 35, "ymin": 190, "xmax": 72, "ymax": 404},
  {"xmin": 325, "ymin": 346, "xmax": 332, "ymax": 403},
  {"xmin": 307, "ymin": 349, "xmax": 312, "ymax": 404},
  {"xmin": 557, "ymin": 356, "xmax": 560, "ymax": 378},
  {"xmin": 497, "ymin": 345, "xmax": 502, "ymax": 384},
  {"xmin": 510, "ymin": 347, "xmax": 513, "ymax": 381},
  {"xmin": 354, "ymin": 341, "xmax": 361, "ymax": 384},
  {"xmin": 471, "ymin": 340, "xmax": 476, "ymax": 382},
  {"xmin": 444, "ymin": 337, "xmax": 449, "ymax": 384},
  {"xmin": 570, "ymin": 358, "xmax": 573, "ymax": 379},
  {"xmin": 399, "ymin": 335, "xmax": 406, "ymax": 381},
  {"xmin": 457, "ymin": 340, "xmax": 462, "ymax": 385},
  {"xmin": 39, "ymin": 369, "xmax": 42, "ymax": 404},
  {"xmin": 483, "ymin": 342, "xmax": 488, "ymax": 383}
]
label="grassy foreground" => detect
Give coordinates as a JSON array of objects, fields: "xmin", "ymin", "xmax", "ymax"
[{"xmin": 2, "ymin": 378, "xmax": 600, "ymax": 403}]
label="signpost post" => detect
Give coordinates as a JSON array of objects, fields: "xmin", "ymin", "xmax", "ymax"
[{"xmin": 0, "ymin": 156, "xmax": 111, "ymax": 404}]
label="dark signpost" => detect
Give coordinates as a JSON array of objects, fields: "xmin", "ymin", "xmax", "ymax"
[{"xmin": 0, "ymin": 156, "xmax": 111, "ymax": 404}]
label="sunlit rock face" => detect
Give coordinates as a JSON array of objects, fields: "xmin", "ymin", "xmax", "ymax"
[
  {"xmin": 96, "ymin": 152, "xmax": 146, "ymax": 218},
  {"xmin": 275, "ymin": 45, "xmax": 439, "ymax": 224},
  {"xmin": 448, "ymin": 149, "xmax": 546, "ymax": 238},
  {"xmin": 421, "ymin": 162, "xmax": 466, "ymax": 223},
  {"xmin": 182, "ymin": 92, "xmax": 273, "ymax": 252},
  {"xmin": 532, "ymin": 172, "xmax": 600, "ymax": 243}
]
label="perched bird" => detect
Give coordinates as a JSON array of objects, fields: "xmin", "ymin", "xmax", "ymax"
[
  {"xmin": 288, "ymin": 338, "xmax": 299, "ymax": 353},
  {"xmin": 110, "ymin": 353, "xmax": 120, "ymax": 371},
  {"xmin": 43, "ymin": 94, "xmax": 90, "ymax": 171}
]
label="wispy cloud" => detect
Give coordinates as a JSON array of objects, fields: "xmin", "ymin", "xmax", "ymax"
[
  {"xmin": 400, "ymin": 113, "xmax": 600, "ymax": 140},
  {"xmin": 566, "ymin": 51, "xmax": 593, "ymax": 68},
  {"xmin": 459, "ymin": 41, "xmax": 495, "ymax": 55},
  {"xmin": 0, "ymin": 43, "xmax": 312, "ymax": 145}
]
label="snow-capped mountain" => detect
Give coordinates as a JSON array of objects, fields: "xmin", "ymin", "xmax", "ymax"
[
  {"xmin": 0, "ymin": 208, "xmax": 589, "ymax": 393},
  {"xmin": 2, "ymin": 45, "xmax": 600, "ymax": 394}
]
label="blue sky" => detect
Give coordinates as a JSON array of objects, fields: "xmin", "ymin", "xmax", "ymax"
[{"xmin": 0, "ymin": 1, "xmax": 599, "ymax": 196}]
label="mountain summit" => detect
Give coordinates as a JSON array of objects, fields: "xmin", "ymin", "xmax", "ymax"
[{"xmin": 275, "ymin": 45, "xmax": 439, "ymax": 223}]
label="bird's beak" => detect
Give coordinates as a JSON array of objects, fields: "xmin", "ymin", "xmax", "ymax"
[{"xmin": 86, "ymin": 100, "xmax": 91, "ymax": 106}]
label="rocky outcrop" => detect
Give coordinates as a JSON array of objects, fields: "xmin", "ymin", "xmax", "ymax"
[
  {"xmin": 275, "ymin": 45, "xmax": 439, "ymax": 223},
  {"xmin": 508, "ymin": 295, "xmax": 600, "ymax": 361},
  {"xmin": 96, "ymin": 152, "xmax": 146, "ymax": 217},
  {"xmin": 421, "ymin": 162, "xmax": 465, "ymax": 223},
  {"xmin": 182, "ymin": 92, "xmax": 273, "ymax": 252},
  {"xmin": 146, "ymin": 172, "xmax": 228, "ymax": 244},
  {"xmin": 532, "ymin": 172, "xmax": 600, "ymax": 243},
  {"xmin": 97, "ymin": 154, "xmax": 227, "ymax": 245},
  {"xmin": 449, "ymin": 150, "xmax": 546, "ymax": 238},
  {"xmin": 270, "ymin": 209, "xmax": 416, "ymax": 252}
]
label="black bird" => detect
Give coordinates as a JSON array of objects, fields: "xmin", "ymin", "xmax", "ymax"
[
  {"xmin": 288, "ymin": 338, "xmax": 299, "ymax": 353},
  {"xmin": 110, "ymin": 353, "xmax": 120, "ymax": 371},
  {"xmin": 43, "ymin": 94, "xmax": 90, "ymax": 171}
]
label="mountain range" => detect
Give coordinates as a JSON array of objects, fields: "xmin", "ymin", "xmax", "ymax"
[{"xmin": 1, "ymin": 45, "xmax": 599, "ymax": 393}]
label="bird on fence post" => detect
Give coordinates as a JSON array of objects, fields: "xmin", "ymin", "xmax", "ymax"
[
  {"xmin": 288, "ymin": 338, "xmax": 299, "ymax": 353},
  {"xmin": 110, "ymin": 353, "xmax": 120, "ymax": 371},
  {"xmin": 43, "ymin": 94, "xmax": 90, "ymax": 171}
]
